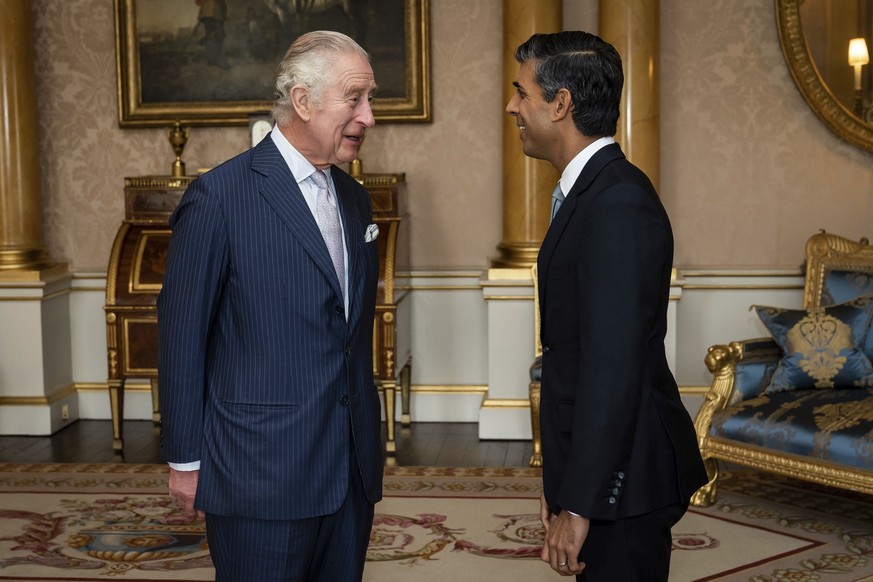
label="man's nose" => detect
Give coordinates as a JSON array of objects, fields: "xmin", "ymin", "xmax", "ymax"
[
  {"xmin": 505, "ymin": 96, "xmax": 518, "ymax": 116},
  {"xmin": 358, "ymin": 100, "xmax": 376, "ymax": 127}
]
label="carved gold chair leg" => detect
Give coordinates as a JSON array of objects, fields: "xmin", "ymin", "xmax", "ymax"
[
  {"xmin": 381, "ymin": 381, "xmax": 397, "ymax": 455},
  {"xmin": 108, "ymin": 380, "xmax": 124, "ymax": 452},
  {"xmin": 690, "ymin": 456, "xmax": 720, "ymax": 507},
  {"xmin": 399, "ymin": 359, "xmax": 412, "ymax": 427},
  {"xmin": 529, "ymin": 381, "xmax": 542, "ymax": 467}
]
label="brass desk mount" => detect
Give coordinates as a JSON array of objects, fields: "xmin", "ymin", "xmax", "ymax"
[{"xmin": 167, "ymin": 121, "xmax": 190, "ymax": 177}]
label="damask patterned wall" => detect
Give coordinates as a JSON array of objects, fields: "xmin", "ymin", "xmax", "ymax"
[
  {"xmin": 661, "ymin": 0, "xmax": 873, "ymax": 268},
  {"xmin": 31, "ymin": 0, "xmax": 873, "ymax": 272}
]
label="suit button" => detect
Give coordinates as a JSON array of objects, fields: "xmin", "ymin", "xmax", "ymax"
[
  {"xmin": 345, "ymin": 348, "xmax": 351, "ymax": 357},
  {"xmin": 543, "ymin": 346, "xmax": 551, "ymax": 354},
  {"xmin": 340, "ymin": 396, "xmax": 350, "ymax": 405},
  {"xmin": 335, "ymin": 305, "xmax": 344, "ymax": 315},
  {"xmin": 608, "ymin": 496, "xmax": 616, "ymax": 504}
]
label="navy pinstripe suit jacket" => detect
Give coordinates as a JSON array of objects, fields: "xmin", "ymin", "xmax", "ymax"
[{"xmin": 157, "ymin": 136, "xmax": 383, "ymax": 520}]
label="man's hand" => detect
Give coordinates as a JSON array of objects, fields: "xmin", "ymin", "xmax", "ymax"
[
  {"xmin": 539, "ymin": 492, "xmax": 552, "ymax": 534},
  {"xmin": 542, "ymin": 506, "xmax": 588, "ymax": 576},
  {"xmin": 168, "ymin": 467, "xmax": 204, "ymax": 518}
]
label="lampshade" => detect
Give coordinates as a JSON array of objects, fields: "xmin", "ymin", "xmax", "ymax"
[{"xmin": 849, "ymin": 38, "xmax": 870, "ymax": 66}]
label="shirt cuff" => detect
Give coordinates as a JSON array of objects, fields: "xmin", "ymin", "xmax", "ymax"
[
  {"xmin": 168, "ymin": 461, "xmax": 200, "ymax": 471},
  {"xmin": 567, "ymin": 510, "xmax": 581, "ymax": 517}
]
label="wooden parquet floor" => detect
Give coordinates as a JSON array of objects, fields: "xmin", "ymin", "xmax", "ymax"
[{"xmin": 0, "ymin": 421, "xmax": 533, "ymax": 468}]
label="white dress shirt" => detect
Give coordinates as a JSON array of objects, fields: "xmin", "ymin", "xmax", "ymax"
[{"xmin": 557, "ymin": 136, "xmax": 615, "ymax": 199}]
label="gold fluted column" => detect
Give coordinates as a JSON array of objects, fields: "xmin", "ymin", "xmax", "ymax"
[
  {"xmin": 0, "ymin": 0, "xmax": 50, "ymax": 274},
  {"xmin": 599, "ymin": 0, "xmax": 660, "ymax": 191},
  {"xmin": 492, "ymin": 0, "xmax": 562, "ymax": 268}
]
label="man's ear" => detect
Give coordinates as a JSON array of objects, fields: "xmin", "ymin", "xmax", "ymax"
[
  {"xmin": 290, "ymin": 84, "xmax": 311, "ymax": 122},
  {"xmin": 552, "ymin": 88, "xmax": 573, "ymax": 121}
]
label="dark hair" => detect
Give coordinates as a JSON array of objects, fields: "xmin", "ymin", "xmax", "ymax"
[{"xmin": 515, "ymin": 31, "xmax": 623, "ymax": 138}]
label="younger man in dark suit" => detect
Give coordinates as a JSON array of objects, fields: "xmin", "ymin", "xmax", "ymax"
[
  {"xmin": 158, "ymin": 31, "xmax": 382, "ymax": 581},
  {"xmin": 506, "ymin": 31, "xmax": 708, "ymax": 580}
]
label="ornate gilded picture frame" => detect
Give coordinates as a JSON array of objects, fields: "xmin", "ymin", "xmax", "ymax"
[
  {"xmin": 775, "ymin": 0, "xmax": 873, "ymax": 154},
  {"xmin": 114, "ymin": 0, "xmax": 430, "ymax": 127}
]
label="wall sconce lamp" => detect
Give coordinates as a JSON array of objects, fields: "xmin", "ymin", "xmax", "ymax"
[
  {"xmin": 849, "ymin": 38, "xmax": 869, "ymax": 91},
  {"xmin": 849, "ymin": 38, "xmax": 870, "ymax": 120}
]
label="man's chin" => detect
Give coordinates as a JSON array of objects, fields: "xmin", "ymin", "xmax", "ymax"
[{"xmin": 337, "ymin": 148, "xmax": 362, "ymax": 165}]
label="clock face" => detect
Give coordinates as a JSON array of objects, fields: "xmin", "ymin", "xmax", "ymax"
[{"xmin": 251, "ymin": 119, "xmax": 273, "ymax": 148}]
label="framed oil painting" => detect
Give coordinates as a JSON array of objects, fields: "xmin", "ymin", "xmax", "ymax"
[{"xmin": 114, "ymin": 0, "xmax": 430, "ymax": 127}]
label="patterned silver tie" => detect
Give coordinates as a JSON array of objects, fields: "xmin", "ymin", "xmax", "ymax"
[
  {"xmin": 311, "ymin": 170, "xmax": 345, "ymax": 298},
  {"xmin": 550, "ymin": 182, "xmax": 565, "ymax": 224}
]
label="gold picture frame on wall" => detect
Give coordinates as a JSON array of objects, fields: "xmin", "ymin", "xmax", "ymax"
[{"xmin": 114, "ymin": 0, "xmax": 430, "ymax": 127}]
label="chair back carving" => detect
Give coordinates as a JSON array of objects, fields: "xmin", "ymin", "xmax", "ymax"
[{"xmin": 804, "ymin": 231, "xmax": 873, "ymax": 309}]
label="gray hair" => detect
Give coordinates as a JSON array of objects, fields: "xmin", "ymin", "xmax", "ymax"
[{"xmin": 272, "ymin": 31, "xmax": 369, "ymax": 126}]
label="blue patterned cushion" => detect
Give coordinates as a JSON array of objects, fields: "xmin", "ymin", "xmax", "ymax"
[
  {"xmin": 710, "ymin": 388, "xmax": 873, "ymax": 470},
  {"xmin": 822, "ymin": 270, "xmax": 873, "ymax": 362},
  {"xmin": 734, "ymin": 358, "xmax": 779, "ymax": 402},
  {"xmin": 754, "ymin": 296, "xmax": 873, "ymax": 393}
]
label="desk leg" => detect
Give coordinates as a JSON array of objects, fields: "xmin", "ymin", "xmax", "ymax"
[
  {"xmin": 150, "ymin": 378, "xmax": 161, "ymax": 424},
  {"xmin": 108, "ymin": 380, "xmax": 124, "ymax": 452},
  {"xmin": 399, "ymin": 359, "xmax": 412, "ymax": 426},
  {"xmin": 382, "ymin": 381, "xmax": 397, "ymax": 455},
  {"xmin": 529, "ymin": 381, "xmax": 542, "ymax": 467}
]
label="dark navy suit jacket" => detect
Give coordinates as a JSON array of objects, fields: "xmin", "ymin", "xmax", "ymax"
[
  {"xmin": 157, "ymin": 136, "xmax": 383, "ymax": 520},
  {"xmin": 537, "ymin": 143, "xmax": 707, "ymax": 521}
]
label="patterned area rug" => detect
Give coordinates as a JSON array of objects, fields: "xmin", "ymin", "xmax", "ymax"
[{"xmin": 0, "ymin": 464, "xmax": 871, "ymax": 581}]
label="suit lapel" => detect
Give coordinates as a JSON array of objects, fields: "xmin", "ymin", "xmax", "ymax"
[
  {"xmin": 251, "ymin": 139, "xmax": 344, "ymax": 301},
  {"xmin": 537, "ymin": 143, "xmax": 626, "ymax": 314}
]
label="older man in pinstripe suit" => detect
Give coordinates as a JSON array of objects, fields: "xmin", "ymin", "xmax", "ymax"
[{"xmin": 157, "ymin": 31, "xmax": 382, "ymax": 581}]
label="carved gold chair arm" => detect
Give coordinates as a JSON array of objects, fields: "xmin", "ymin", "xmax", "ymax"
[{"xmin": 692, "ymin": 337, "xmax": 780, "ymax": 507}]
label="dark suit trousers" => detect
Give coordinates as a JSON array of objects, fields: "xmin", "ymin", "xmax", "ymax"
[
  {"xmin": 576, "ymin": 502, "xmax": 686, "ymax": 582},
  {"xmin": 205, "ymin": 447, "xmax": 374, "ymax": 582}
]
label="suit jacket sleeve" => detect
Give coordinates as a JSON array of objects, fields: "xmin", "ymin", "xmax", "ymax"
[
  {"xmin": 157, "ymin": 176, "xmax": 229, "ymax": 464},
  {"xmin": 557, "ymin": 182, "xmax": 672, "ymax": 518}
]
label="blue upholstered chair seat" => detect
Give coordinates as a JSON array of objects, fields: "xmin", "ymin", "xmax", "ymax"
[
  {"xmin": 530, "ymin": 355, "xmax": 542, "ymax": 383},
  {"xmin": 711, "ymin": 388, "xmax": 873, "ymax": 470}
]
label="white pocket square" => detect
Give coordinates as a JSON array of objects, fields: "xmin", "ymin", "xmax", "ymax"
[{"xmin": 365, "ymin": 223, "xmax": 379, "ymax": 243}]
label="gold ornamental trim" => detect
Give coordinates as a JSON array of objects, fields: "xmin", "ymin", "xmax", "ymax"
[
  {"xmin": 0, "ymin": 384, "xmax": 77, "ymax": 406},
  {"xmin": 130, "ymin": 230, "xmax": 171, "ymax": 293},
  {"xmin": 410, "ymin": 385, "xmax": 488, "ymax": 393},
  {"xmin": 124, "ymin": 176, "xmax": 195, "ymax": 190},
  {"xmin": 395, "ymin": 285, "xmax": 480, "ymax": 291},
  {"xmin": 678, "ymin": 385, "xmax": 710, "ymax": 395},
  {"xmin": 484, "ymin": 295, "xmax": 533, "ymax": 301},
  {"xmin": 122, "ymin": 317, "xmax": 158, "ymax": 376},
  {"xmin": 704, "ymin": 437, "xmax": 873, "ymax": 496},
  {"xmin": 481, "ymin": 398, "xmax": 530, "ymax": 408},
  {"xmin": 355, "ymin": 173, "xmax": 405, "ymax": 188},
  {"xmin": 682, "ymin": 271, "xmax": 802, "ymax": 278},
  {"xmin": 383, "ymin": 222, "xmax": 399, "ymax": 303},
  {"xmin": 104, "ymin": 222, "xmax": 130, "ymax": 305},
  {"xmin": 682, "ymin": 284, "xmax": 803, "ymax": 290}
]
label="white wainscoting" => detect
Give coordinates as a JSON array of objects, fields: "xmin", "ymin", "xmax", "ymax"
[{"xmin": 0, "ymin": 268, "xmax": 806, "ymax": 436}]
